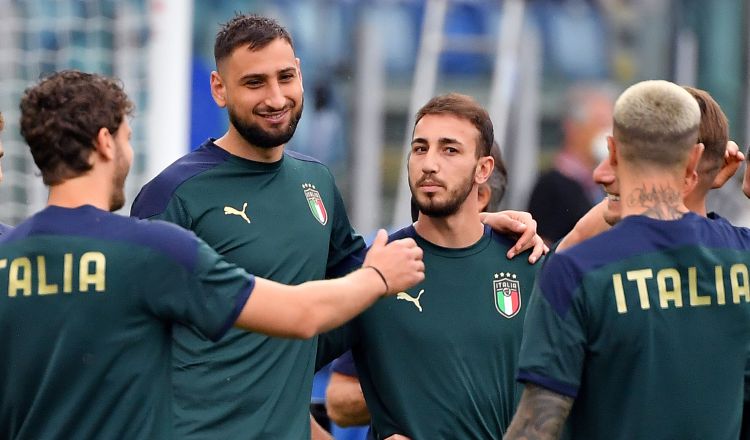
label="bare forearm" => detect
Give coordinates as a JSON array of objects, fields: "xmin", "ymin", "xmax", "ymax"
[
  {"xmin": 310, "ymin": 415, "xmax": 333, "ymax": 440},
  {"xmin": 236, "ymin": 269, "xmax": 385, "ymax": 338},
  {"xmin": 504, "ymin": 385, "xmax": 574, "ymax": 440},
  {"xmin": 296, "ymin": 268, "xmax": 386, "ymax": 334}
]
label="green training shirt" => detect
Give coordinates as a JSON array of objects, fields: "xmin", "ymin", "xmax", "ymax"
[
  {"xmin": 320, "ymin": 224, "xmax": 539, "ymax": 439},
  {"xmin": 131, "ymin": 139, "xmax": 365, "ymax": 439},
  {"xmin": 518, "ymin": 213, "xmax": 750, "ymax": 440},
  {"xmin": 0, "ymin": 205, "xmax": 253, "ymax": 439}
]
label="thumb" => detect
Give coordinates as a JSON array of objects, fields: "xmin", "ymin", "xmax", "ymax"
[{"xmin": 370, "ymin": 228, "xmax": 388, "ymax": 249}]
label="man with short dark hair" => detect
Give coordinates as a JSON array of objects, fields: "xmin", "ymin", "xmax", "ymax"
[
  {"xmin": 326, "ymin": 140, "xmax": 511, "ymax": 433},
  {"xmin": 1, "ymin": 69, "xmax": 426, "ymax": 439},
  {"xmin": 318, "ymin": 93, "xmax": 540, "ymax": 439}
]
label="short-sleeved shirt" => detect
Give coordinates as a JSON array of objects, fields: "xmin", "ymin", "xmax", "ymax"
[
  {"xmin": 0, "ymin": 223, "xmax": 13, "ymax": 236},
  {"xmin": 518, "ymin": 213, "xmax": 750, "ymax": 440},
  {"xmin": 0, "ymin": 205, "xmax": 253, "ymax": 439},
  {"xmin": 320, "ymin": 225, "xmax": 539, "ymax": 439},
  {"xmin": 131, "ymin": 139, "xmax": 365, "ymax": 439}
]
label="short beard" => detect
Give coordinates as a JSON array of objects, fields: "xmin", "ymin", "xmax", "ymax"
[
  {"xmin": 109, "ymin": 146, "xmax": 129, "ymax": 212},
  {"xmin": 229, "ymin": 101, "xmax": 303, "ymax": 149},
  {"xmin": 410, "ymin": 171, "xmax": 475, "ymax": 218}
]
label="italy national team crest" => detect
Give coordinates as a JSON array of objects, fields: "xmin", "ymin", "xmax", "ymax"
[
  {"xmin": 302, "ymin": 183, "xmax": 328, "ymax": 225},
  {"xmin": 494, "ymin": 272, "xmax": 521, "ymax": 318}
]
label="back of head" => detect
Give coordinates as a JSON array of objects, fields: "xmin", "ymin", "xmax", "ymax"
[
  {"xmin": 19, "ymin": 70, "xmax": 133, "ymax": 185},
  {"xmin": 484, "ymin": 142, "xmax": 507, "ymax": 211},
  {"xmin": 683, "ymin": 86, "xmax": 728, "ymax": 184},
  {"xmin": 613, "ymin": 80, "xmax": 700, "ymax": 169},
  {"xmin": 214, "ymin": 14, "xmax": 294, "ymax": 67},
  {"xmin": 415, "ymin": 93, "xmax": 494, "ymax": 158}
]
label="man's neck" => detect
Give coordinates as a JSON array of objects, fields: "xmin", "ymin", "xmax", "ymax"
[
  {"xmin": 47, "ymin": 178, "xmax": 111, "ymax": 211},
  {"xmin": 620, "ymin": 175, "xmax": 689, "ymax": 221},
  {"xmin": 684, "ymin": 191, "xmax": 708, "ymax": 217},
  {"xmin": 413, "ymin": 203, "xmax": 485, "ymax": 248},
  {"xmin": 214, "ymin": 129, "xmax": 285, "ymax": 163}
]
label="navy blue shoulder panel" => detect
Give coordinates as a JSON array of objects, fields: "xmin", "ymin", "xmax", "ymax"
[
  {"xmin": 131, "ymin": 139, "xmax": 230, "ymax": 219},
  {"xmin": 0, "ymin": 222, "xmax": 13, "ymax": 236},
  {"xmin": 487, "ymin": 224, "xmax": 517, "ymax": 249},
  {"xmin": 388, "ymin": 225, "xmax": 417, "ymax": 242},
  {"xmin": 285, "ymin": 149, "xmax": 325, "ymax": 165},
  {"xmin": 539, "ymin": 213, "xmax": 750, "ymax": 317},
  {"xmin": 5, "ymin": 206, "xmax": 200, "ymax": 273}
]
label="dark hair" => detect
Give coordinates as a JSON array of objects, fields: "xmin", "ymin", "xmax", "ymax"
[
  {"xmin": 214, "ymin": 14, "xmax": 294, "ymax": 66},
  {"xmin": 486, "ymin": 142, "xmax": 507, "ymax": 211},
  {"xmin": 0, "ymin": 111, "xmax": 4, "ymax": 132},
  {"xmin": 19, "ymin": 70, "xmax": 134, "ymax": 185},
  {"xmin": 683, "ymin": 86, "xmax": 728, "ymax": 174},
  {"xmin": 414, "ymin": 93, "xmax": 494, "ymax": 158}
]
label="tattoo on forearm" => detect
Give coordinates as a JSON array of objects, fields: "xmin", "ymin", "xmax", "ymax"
[
  {"xmin": 503, "ymin": 385, "xmax": 574, "ymax": 440},
  {"xmin": 626, "ymin": 184, "xmax": 686, "ymax": 220}
]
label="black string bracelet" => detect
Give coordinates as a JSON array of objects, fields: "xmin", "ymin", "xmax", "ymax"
[{"xmin": 364, "ymin": 265, "xmax": 389, "ymax": 294}]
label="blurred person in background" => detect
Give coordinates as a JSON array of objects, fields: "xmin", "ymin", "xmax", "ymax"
[{"xmin": 527, "ymin": 84, "xmax": 614, "ymax": 244}]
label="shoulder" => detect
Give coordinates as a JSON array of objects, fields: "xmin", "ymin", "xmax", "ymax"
[
  {"xmin": 387, "ymin": 225, "xmax": 417, "ymax": 242},
  {"xmin": 0, "ymin": 222, "xmax": 13, "ymax": 236},
  {"xmin": 131, "ymin": 140, "xmax": 229, "ymax": 218},
  {"xmin": 95, "ymin": 214, "xmax": 203, "ymax": 272},
  {"xmin": 286, "ymin": 149, "xmax": 327, "ymax": 166},
  {"xmin": 285, "ymin": 150, "xmax": 335, "ymax": 177}
]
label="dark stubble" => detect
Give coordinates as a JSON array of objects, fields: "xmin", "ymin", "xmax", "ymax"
[
  {"xmin": 410, "ymin": 166, "xmax": 475, "ymax": 218},
  {"xmin": 229, "ymin": 100, "xmax": 304, "ymax": 149}
]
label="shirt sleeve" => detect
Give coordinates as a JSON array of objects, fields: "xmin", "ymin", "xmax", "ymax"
[
  {"xmin": 516, "ymin": 253, "xmax": 588, "ymax": 398},
  {"xmin": 325, "ymin": 179, "xmax": 367, "ymax": 278},
  {"xmin": 141, "ymin": 233, "xmax": 253, "ymax": 342},
  {"xmin": 331, "ymin": 350, "xmax": 359, "ymax": 377},
  {"xmin": 316, "ymin": 321, "xmax": 356, "ymax": 372}
]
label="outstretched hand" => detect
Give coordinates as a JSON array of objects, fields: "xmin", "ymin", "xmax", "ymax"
[
  {"xmin": 479, "ymin": 210, "xmax": 548, "ymax": 263},
  {"xmin": 363, "ymin": 229, "xmax": 424, "ymax": 295}
]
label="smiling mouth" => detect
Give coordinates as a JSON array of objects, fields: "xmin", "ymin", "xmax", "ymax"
[
  {"xmin": 258, "ymin": 109, "xmax": 289, "ymax": 123},
  {"xmin": 607, "ymin": 193, "xmax": 620, "ymax": 202}
]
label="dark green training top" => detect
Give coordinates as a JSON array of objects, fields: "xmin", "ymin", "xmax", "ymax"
[
  {"xmin": 131, "ymin": 139, "xmax": 365, "ymax": 439},
  {"xmin": 519, "ymin": 213, "xmax": 750, "ymax": 440},
  {"xmin": 319, "ymin": 224, "xmax": 539, "ymax": 439},
  {"xmin": 0, "ymin": 205, "xmax": 253, "ymax": 439}
]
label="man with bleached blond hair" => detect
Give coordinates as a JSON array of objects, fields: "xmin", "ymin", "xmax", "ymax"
[{"xmin": 505, "ymin": 80, "xmax": 750, "ymax": 440}]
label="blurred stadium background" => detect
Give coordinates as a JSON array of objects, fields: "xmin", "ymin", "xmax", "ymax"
[
  {"xmin": 0, "ymin": 0, "xmax": 748, "ymax": 229},
  {"xmin": 0, "ymin": 1, "xmax": 747, "ymax": 438}
]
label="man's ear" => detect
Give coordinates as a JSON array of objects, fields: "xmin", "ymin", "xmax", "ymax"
[
  {"xmin": 296, "ymin": 58, "xmax": 304, "ymax": 94},
  {"xmin": 684, "ymin": 142, "xmax": 705, "ymax": 194},
  {"xmin": 475, "ymin": 155, "xmax": 494, "ymax": 185},
  {"xmin": 93, "ymin": 127, "xmax": 115, "ymax": 161},
  {"xmin": 210, "ymin": 70, "xmax": 227, "ymax": 108}
]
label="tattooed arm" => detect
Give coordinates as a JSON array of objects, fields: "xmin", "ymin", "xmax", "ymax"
[{"xmin": 503, "ymin": 385, "xmax": 574, "ymax": 440}]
